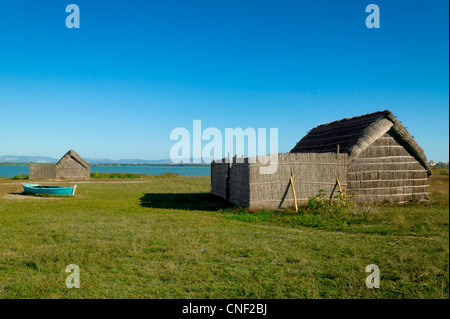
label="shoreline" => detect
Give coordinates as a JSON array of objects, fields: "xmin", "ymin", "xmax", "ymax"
[{"xmin": 0, "ymin": 163, "xmax": 210, "ymax": 167}]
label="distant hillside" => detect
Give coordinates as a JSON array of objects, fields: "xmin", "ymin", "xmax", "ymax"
[
  {"xmin": 0, "ymin": 154, "xmax": 446, "ymax": 166},
  {"xmin": 0, "ymin": 155, "xmax": 209, "ymax": 165},
  {"xmin": 0, "ymin": 155, "xmax": 58, "ymax": 163}
]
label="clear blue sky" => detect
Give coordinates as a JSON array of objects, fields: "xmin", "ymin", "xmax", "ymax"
[{"xmin": 0, "ymin": 0, "xmax": 448, "ymax": 161}]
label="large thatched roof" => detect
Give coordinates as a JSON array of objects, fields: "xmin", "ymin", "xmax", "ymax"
[
  {"xmin": 290, "ymin": 110, "xmax": 431, "ymax": 174},
  {"xmin": 56, "ymin": 150, "xmax": 90, "ymax": 169}
]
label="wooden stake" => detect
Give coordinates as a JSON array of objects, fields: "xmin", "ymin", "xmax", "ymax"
[
  {"xmin": 336, "ymin": 177, "xmax": 342, "ymax": 193},
  {"xmin": 72, "ymin": 185, "xmax": 77, "ymax": 196},
  {"xmin": 289, "ymin": 175, "xmax": 298, "ymax": 212}
]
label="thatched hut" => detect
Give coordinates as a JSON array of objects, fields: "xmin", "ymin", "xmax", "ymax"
[
  {"xmin": 290, "ymin": 110, "xmax": 431, "ymax": 204},
  {"xmin": 55, "ymin": 150, "xmax": 90, "ymax": 181},
  {"xmin": 29, "ymin": 150, "xmax": 90, "ymax": 181},
  {"xmin": 211, "ymin": 110, "xmax": 431, "ymax": 209}
]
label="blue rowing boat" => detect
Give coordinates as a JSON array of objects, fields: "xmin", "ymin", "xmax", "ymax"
[{"xmin": 22, "ymin": 183, "xmax": 76, "ymax": 196}]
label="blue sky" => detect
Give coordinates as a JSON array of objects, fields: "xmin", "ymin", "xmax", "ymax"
[{"xmin": 0, "ymin": 0, "xmax": 448, "ymax": 161}]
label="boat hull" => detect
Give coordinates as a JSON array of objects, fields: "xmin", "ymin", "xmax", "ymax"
[{"xmin": 22, "ymin": 183, "xmax": 74, "ymax": 196}]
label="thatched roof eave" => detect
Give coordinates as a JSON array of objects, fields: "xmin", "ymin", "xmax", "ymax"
[
  {"xmin": 385, "ymin": 114, "xmax": 432, "ymax": 175},
  {"xmin": 348, "ymin": 118, "xmax": 393, "ymax": 159}
]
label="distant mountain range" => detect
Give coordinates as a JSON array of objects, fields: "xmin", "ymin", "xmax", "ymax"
[
  {"xmin": 0, "ymin": 155, "xmax": 59, "ymax": 163},
  {"xmin": 1, "ymin": 155, "xmax": 446, "ymax": 166},
  {"xmin": 0, "ymin": 155, "xmax": 209, "ymax": 165}
]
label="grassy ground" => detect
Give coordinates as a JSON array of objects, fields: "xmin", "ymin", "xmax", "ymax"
[
  {"xmin": 90, "ymin": 172, "xmax": 180, "ymax": 179},
  {"xmin": 0, "ymin": 169, "xmax": 448, "ymax": 299}
]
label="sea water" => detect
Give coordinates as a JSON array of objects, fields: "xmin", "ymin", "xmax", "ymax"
[{"xmin": 0, "ymin": 166, "xmax": 210, "ymax": 178}]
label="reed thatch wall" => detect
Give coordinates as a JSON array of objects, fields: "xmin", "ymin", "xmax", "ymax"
[
  {"xmin": 29, "ymin": 163, "xmax": 56, "ymax": 180},
  {"xmin": 347, "ymin": 132, "xmax": 429, "ymax": 203},
  {"xmin": 211, "ymin": 153, "xmax": 348, "ymax": 210},
  {"xmin": 247, "ymin": 153, "xmax": 348, "ymax": 210},
  {"xmin": 229, "ymin": 158, "xmax": 250, "ymax": 207},
  {"xmin": 211, "ymin": 160, "xmax": 229, "ymax": 199}
]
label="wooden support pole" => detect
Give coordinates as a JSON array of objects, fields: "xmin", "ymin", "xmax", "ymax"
[
  {"xmin": 336, "ymin": 177, "xmax": 345, "ymax": 204},
  {"xmin": 336, "ymin": 177, "xmax": 342, "ymax": 193},
  {"xmin": 289, "ymin": 175, "xmax": 298, "ymax": 212},
  {"xmin": 330, "ymin": 178, "xmax": 343, "ymax": 200}
]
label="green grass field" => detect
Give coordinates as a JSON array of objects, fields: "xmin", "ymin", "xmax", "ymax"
[{"xmin": 0, "ymin": 169, "xmax": 448, "ymax": 299}]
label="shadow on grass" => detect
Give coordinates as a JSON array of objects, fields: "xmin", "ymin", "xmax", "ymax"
[
  {"xmin": 140, "ymin": 193, "xmax": 230, "ymax": 211},
  {"xmin": 9, "ymin": 192, "xmax": 36, "ymax": 196},
  {"xmin": 8, "ymin": 192, "xmax": 70, "ymax": 198}
]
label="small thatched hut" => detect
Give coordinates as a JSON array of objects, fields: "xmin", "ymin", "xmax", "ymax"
[
  {"xmin": 55, "ymin": 150, "xmax": 90, "ymax": 181},
  {"xmin": 29, "ymin": 150, "xmax": 90, "ymax": 181},
  {"xmin": 211, "ymin": 110, "xmax": 431, "ymax": 209}
]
